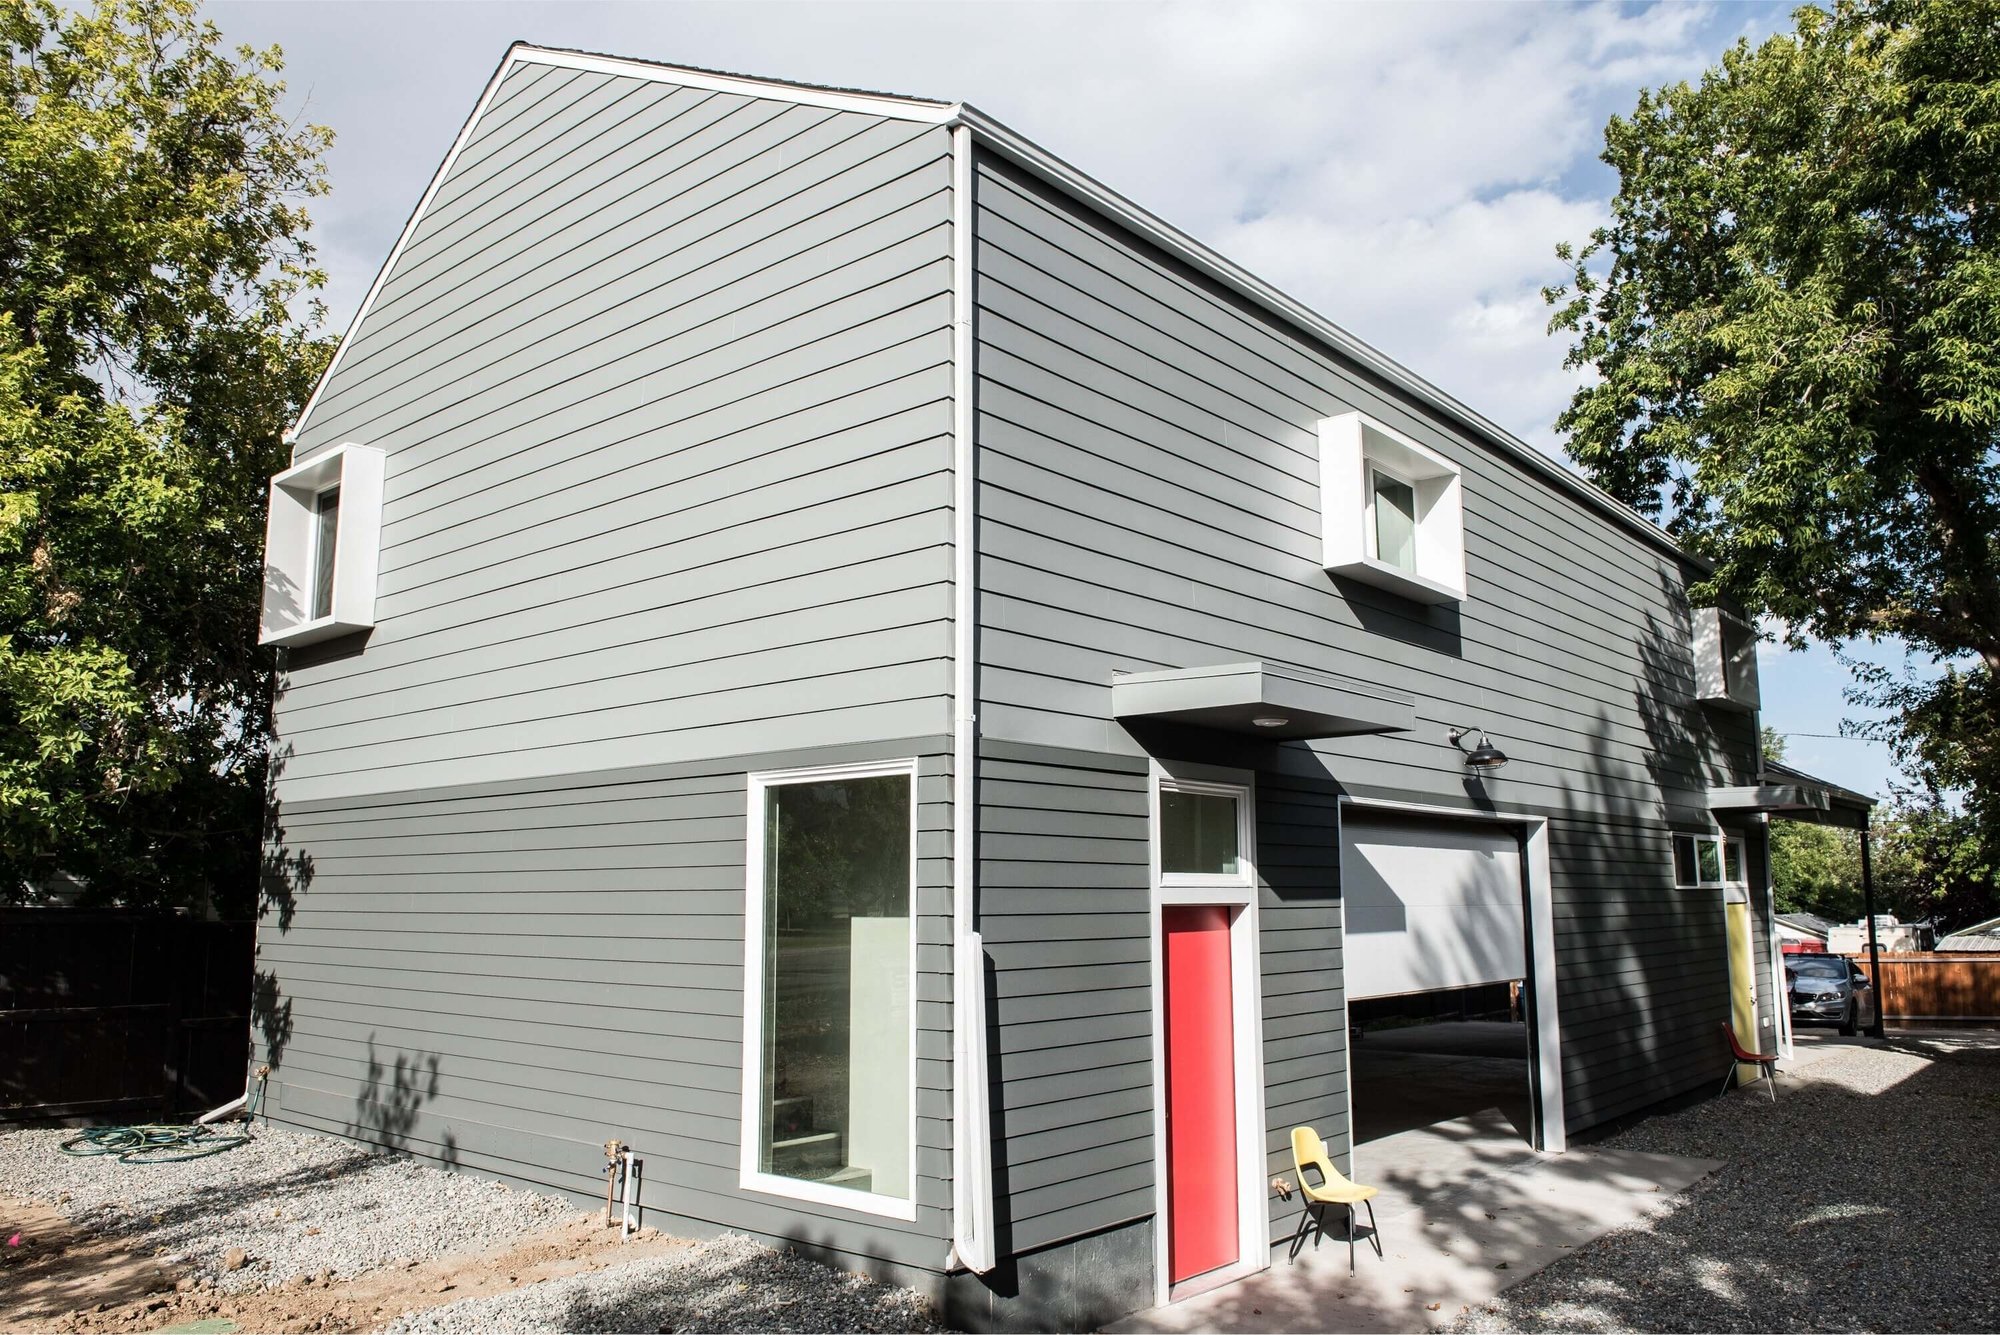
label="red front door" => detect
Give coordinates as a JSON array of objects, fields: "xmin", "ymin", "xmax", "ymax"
[{"xmin": 1163, "ymin": 905, "xmax": 1238, "ymax": 1285}]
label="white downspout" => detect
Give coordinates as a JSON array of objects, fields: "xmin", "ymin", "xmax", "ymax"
[{"xmin": 948, "ymin": 119, "xmax": 997, "ymax": 1276}]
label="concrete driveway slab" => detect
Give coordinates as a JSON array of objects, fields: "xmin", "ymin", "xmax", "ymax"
[{"xmin": 1104, "ymin": 1144, "xmax": 1720, "ymax": 1334}]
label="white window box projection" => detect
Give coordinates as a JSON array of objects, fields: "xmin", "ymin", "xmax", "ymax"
[
  {"xmin": 258, "ymin": 443, "xmax": 385, "ymax": 647},
  {"xmin": 1693, "ymin": 606, "xmax": 1761, "ymax": 711},
  {"xmin": 1318, "ymin": 411, "xmax": 1466, "ymax": 603}
]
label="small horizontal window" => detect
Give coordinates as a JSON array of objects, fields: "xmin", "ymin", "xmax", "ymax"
[
  {"xmin": 1161, "ymin": 788, "xmax": 1242, "ymax": 877},
  {"xmin": 1157, "ymin": 777, "xmax": 1254, "ymax": 890},
  {"xmin": 1673, "ymin": 832, "xmax": 1745, "ymax": 890}
]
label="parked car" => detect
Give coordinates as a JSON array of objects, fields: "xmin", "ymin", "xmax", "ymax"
[{"xmin": 1786, "ymin": 955, "xmax": 1875, "ymax": 1035}]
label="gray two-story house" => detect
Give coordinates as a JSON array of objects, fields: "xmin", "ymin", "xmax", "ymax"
[{"xmin": 252, "ymin": 44, "xmax": 1864, "ymax": 1331}]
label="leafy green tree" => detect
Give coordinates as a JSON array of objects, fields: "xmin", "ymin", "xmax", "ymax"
[
  {"xmin": 1771, "ymin": 821, "xmax": 1865, "ymax": 921},
  {"xmin": 1871, "ymin": 784, "xmax": 1997, "ymax": 933},
  {"xmin": 1548, "ymin": 0, "xmax": 2000, "ymax": 871},
  {"xmin": 0, "ymin": 0, "xmax": 330, "ymax": 913}
]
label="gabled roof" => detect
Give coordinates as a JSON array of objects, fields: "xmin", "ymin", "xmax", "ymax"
[{"xmin": 288, "ymin": 42, "xmax": 1696, "ymax": 565}]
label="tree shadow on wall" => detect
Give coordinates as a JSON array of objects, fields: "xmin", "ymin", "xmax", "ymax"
[
  {"xmin": 252, "ymin": 730, "xmax": 310, "ymax": 1075},
  {"xmin": 345, "ymin": 1035, "xmax": 457, "ymax": 1168}
]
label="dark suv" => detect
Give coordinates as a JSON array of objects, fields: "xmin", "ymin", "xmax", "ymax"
[{"xmin": 1786, "ymin": 955, "xmax": 1875, "ymax": 1035}]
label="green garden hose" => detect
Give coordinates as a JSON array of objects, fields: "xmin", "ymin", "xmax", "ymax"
[{"xmin": 60, "ymin": 1070, "xmax": 268, "ymax": 1165}]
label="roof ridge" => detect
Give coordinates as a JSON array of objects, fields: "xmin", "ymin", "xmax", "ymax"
[{"xmin": 508, "ymin": 42, "xmax": 953, "ymax": 109}]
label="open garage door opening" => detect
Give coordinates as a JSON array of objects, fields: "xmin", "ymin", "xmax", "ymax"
[{"xmin": 1341, "ymin": 813, "xmax": 1541, "ymax": 1164}]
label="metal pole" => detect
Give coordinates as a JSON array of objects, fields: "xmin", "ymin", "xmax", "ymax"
[{"xmin": 1860, "ymin": 827, "xmax": 1886, "ymax": 1039}]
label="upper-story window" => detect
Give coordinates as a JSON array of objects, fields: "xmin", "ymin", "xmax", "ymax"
[
  {"xmin": 1693, "ymin": 607, "xmax": 1761, "ymax": 711},
  {"xmin": 310, "ymin": 486, "xmax": 341, "ymax": 621},
  {"xmin": 1318, "ymin": 411, "xmax": 1466, "ymax": 604},
  {"xmin": 259, "ymin": 442, "xmax": 385, "ymax": 648},
  {"xmin": 1369, "ymin": 468, "xmax": 1419, "ymax": 573}
]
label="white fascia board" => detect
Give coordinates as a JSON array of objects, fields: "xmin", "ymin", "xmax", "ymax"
[
  {"xmin": 285, "ymin": 44, "xmax": 955, "ymax": 447},
  {"xmin": 951, "ymin": 103, "xmax": 1701, "ymax": 571},
  {"xmin": 516, "ymin": 47, "xmax": 957, "ymax": 121}
]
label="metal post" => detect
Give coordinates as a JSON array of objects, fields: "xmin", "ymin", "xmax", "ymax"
[{"xmin": 1860, "ymin": 827, "xmax": 1887, "ymax": 1039}]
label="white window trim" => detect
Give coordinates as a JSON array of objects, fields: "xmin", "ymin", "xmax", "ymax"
[
  {"xmin": 1673, "ymin": 831, "xmax": 1747, "ymax": 890},
  {"xmin": 738, "ymin": 757, "xmax": 920, "ymax": 1223},
  {"xmin": 259, "ymin": 442, "xmax": 385, "ymax": 647},
  {"xmin": 1318, "ymin": 410, "xmax": 1467, "ymax": 604},
  {"xmin": 1155, "ymin": 776, "xmax": 1257, "ymax": 897},
  {"xmin": 1146, "ymin": 762, "xmax": 1269, "ymax": 1307}
]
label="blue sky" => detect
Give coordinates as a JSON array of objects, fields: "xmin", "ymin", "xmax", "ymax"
[{"xmin": 208, "ymin": 0, "xmax": 1905, "ymax": 799}]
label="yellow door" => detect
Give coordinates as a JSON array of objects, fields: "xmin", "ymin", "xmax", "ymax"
[{"xmin": 1725, "ymin": 898, "xmax": 1759, "ymax": 1083}]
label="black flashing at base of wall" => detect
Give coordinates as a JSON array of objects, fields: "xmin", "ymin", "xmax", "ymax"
[{"xmin": 946, "ymin": 1217, "xmax": 1155, "ymax": 1333}]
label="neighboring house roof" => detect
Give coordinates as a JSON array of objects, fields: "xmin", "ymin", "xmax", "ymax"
[
  {"xmin": 1938, "ymin": 915, "xmax": 2000, "ymax": 951},
  {"xmin": 286, "ymin": 42, "xmax": 1702, "ymax": 570},
  {"xmin": 1776, "ymin": 913, "xmax": 1836, "ymax": 939}
]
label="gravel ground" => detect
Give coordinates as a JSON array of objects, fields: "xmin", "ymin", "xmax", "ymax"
[
  {"xmin": 0, "ymin": 1123, "xmax": 578, "ymax": 1293},
  {"xmin": 385, "ymin": 1232, "xmax": 945, "ymax": 1335},
  {"xmin": 1452, "ymin": 1032, "xmax": 2000, "ymax": 1333}
]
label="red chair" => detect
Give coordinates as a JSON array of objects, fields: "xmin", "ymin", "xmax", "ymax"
[{"xmin": 1719, "ymin": 1021, "xmax": 1781, "ymax": 1102}]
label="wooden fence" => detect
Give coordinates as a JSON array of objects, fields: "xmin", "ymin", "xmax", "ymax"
[
  {"xmin": 0, "ymin": 910, "xmax": 253, "ymax": 1121},
  {"xmin": 1851, "ymin": 953, "xmax": 2000, "ymax": 1023}
]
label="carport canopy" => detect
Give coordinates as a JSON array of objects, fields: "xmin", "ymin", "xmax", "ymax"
[
  {"xmin": 1110, "ymin": 660, "xmax": 1415, "ymax": 741},
  {"xmin": 1707, "ymin": 758, "xmax": 1874, "ymax": 830}
]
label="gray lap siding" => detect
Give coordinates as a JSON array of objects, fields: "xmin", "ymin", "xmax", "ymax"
[
  {"xmin": 257, "ymin": 741, "xmax": 955, "ymax": 1281},
  {"xmin": 264, "ymin": 59, "xmax": 964, "ymax": 1283},
  {"xmin": 280, "ymin": 62, "xmax": 958, "ymax": 806},
  {"xmin": 968, "ymin": 145, "xmax": 1757, "ymax": 1180}
]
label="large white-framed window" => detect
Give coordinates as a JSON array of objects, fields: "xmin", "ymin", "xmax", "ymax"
[
  {"xmin": 1318, "ymin": 410, "xmax": 1466, "ymax": 603},
  {"xmin": 739, "ymin": 758, "xmax": 919, "ymax": 1222},
  {"xmin": 259, "ymin": 442, "xmax": 385, "ymax": 647},
  {"xmin": 1672, "ymin": 831, "xmax": 1746, "ymax": 889}
]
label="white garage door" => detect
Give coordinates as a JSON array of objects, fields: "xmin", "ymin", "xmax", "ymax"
[{"xmin": 1341, "ymin": 816, "xmax": 1526, "ymax": 1001}]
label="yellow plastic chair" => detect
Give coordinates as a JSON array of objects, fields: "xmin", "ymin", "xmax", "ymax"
[{"xmin": 1288, "ymin": 1126, "xmax": 1383, "ymax": 1273}]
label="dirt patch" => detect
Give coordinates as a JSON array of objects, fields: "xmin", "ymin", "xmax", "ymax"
[
  {"xmin": 3, "ymin": 1208, "xmax": 688, "ymax": 1335},
  {"xmin": 2, "ymin": 1200, "xmax": 177, "ymax": 1329}
]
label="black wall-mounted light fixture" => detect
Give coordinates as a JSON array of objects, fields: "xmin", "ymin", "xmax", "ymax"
[{"xmin": 1448, "ymin": 726, "xmax": 1509, "ymax": 772}]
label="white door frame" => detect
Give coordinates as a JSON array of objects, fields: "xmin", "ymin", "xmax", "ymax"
[
  {"xmin": 1147, "ymin": 760, "xmax": 1270, "ymax": 1307},
  {"xmin": 1336, "ymin": 796, "xmax": 1566, "ymax": 1176}
]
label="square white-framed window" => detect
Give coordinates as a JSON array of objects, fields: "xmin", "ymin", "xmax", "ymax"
[
  {"xmin": 1672, "ymin": 832, "xmax": 1745, "ymax": 889},
  {"xmin": 1693, "ymin": 606, "xmax": 1762, "ymax": 711},
  {"xmin": 1154, "ymin": 773, "xmax": 1256, "ymax": 899},
  {"xmin": 1318, "ymin": 410, "xmax": 1466, "ymax": 604},
  {"xmin": 259, "ymin": 442, "xmax": 385, "ymax": 647},
  {"xmin": 739, "ymin": 758, "xmax": 919, "ymax": 1222}
]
